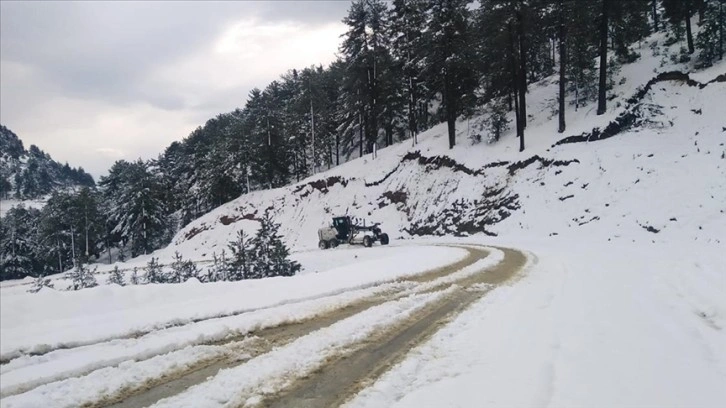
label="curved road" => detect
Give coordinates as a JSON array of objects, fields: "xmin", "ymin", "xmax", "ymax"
[{"xmin": 103, "ymin": 245, "xmax": 528, "ymax": 408}]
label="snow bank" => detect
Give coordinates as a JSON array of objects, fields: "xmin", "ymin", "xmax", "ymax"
[{"xmin": 0, "ymin": 245, "xmax": 467, "ymax": 360}]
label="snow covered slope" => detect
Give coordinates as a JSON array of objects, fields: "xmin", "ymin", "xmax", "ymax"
[
  {"xmin": 1, "ymin": 26, "xmax": 725, "ymax": 408},
  {"xmin": 140, "ymin": 34, "xmax": 725, "ymax": 265}
]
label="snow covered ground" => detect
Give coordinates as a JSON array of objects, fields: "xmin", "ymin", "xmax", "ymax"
[
  {"xmin": 346, "ymin": 238, "xmax": 726, "ymax": 408},
  {"xmin": 2, "ymin": 22, "xmax": 725, "ymax": 408},
  {"xmin": 0, "ymin": 245, "xmax": 467, "ymax": 360}
]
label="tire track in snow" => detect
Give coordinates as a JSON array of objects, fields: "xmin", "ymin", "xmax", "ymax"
[
  {"xmin": 0, "ymin": 246, "xmax": 487, "ymax": 406},
  {"xmin": 263, "ymin": 246, "xmax": 528, "ymax": 408},
  {"xmin": 0, "ymin": 246, "xmax": 471, "ymax": 366},
  {"xmin": 100, "ymin": 246, "xmax": 491, "ymax": 408}
]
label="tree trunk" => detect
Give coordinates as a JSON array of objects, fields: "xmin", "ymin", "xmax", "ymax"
[
  {"xmin": 558, "ymin": 2, "xmax": 567, "ymax": 134},
  {"xmin": 335, "ymin": 130, "xmax": 340, "ymax": 166},
  {"xmin": 309, "ymin": 91, "xmax": 315, "ymax": 174},
  {"xmin": 597, "ymin": 0, "xmax": 609, "ymax": 116},
  {"xmin": 408, "ymin": 73, "xmax": 417, "ymax": 144},
  {"xmin": 358, "ymin": 110, "xmax": 364, "ymax": 157},
  {"xmin": 685, "ymin": 0, "xmax": 695, "ymax": 54},
  {"xmin": 106, "ymin": 236, "xmax": 112, "ymax": 264},
  {"xmin": 653, "ymin": 0, "xmax": 659, "ymax": 32},
  {"xmin": 720, "ymin": 0, "xmax": 724, "ymax": 60},
  {"xmin": 517, "ymin": 8, "xmax": 528, "ymax": 129},
  {"xmin": 509, "ymin": 20, "xmax": 523, "ymax": 141},
  {"xmin": 447, "ymin": 108, "xmax": 456, "ymax": 150},
  {"xmin": 445, "ymin": 77, "xmax": 456, "ymax": 149}
]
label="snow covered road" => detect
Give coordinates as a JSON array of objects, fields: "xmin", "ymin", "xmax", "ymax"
[{"xmin": 1, "ymin": 244, "xmax": 527, "ymax": 408}]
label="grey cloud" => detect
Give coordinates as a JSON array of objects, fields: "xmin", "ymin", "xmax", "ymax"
[
  {"xmin": 1, "ymin": 1, "xmax": 255, "ymax": 109},
  {"xmin": 1, "ymin": 1, "xmax": 353, "ymax": 178},
  {"xmin": 255, "ymin": 1, "xmax": 352, "ymax": 24}
]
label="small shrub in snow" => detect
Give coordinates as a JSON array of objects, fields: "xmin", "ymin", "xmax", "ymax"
[
  {"xmin": 250, "ymin": 211, "xmax": 301, "ymax": 278},
  {"xmin": 144, "ymin": 257, "xmax": 165, "ymax": 284},
  {"xmin": 107, "ymin": 266, "xmax": 125, "ymax": 286},
  {"xmin": 205, "ymin": 250, "xmax": 229, "ymax": 282},
  {"xmin": 470, "ymin": 100, "xmax": 509, "ymax": 144},
  {"xmin": 66, "ymin": 261, "xmax": 98, "ymax": 291},
  {"xmin": 130, "ymin": 267, "xmax": 140, "ymax": 285},
  {"xmin": 227, "ymin": 230, "xmax": 254, "ymax": 281},
  {"xmin": 28, "ymin": 274, "xmax": 54, "ymax": 293},
  {"xmin": 484, "ymin": 100, "xmax": 510, "ymax": 144},
  {"xmin": 224, "ymin": 212, "xmax": 300, "ymax": 281},
  {"xmin": 168, "ymin": 251, "xmax": 199, "ymax": 283}
]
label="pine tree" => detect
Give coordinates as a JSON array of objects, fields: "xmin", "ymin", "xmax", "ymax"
[
  {"xmin": 425, "ymin": 0, "xmax": 478, "ymax": 149},
  {"xmin": 558, "ymin": 0, "xmax": 567, "ymax": 133},
  {"xmin": 227, "ymin": 230, "xmax": 254, "ymax": 281},
  {"xmin": 340, "ymin": 0, "xmax": 395, "ymax": 155},
  {"xmin": 482, "ymin": 99, "xmax": 511, "ymax": 144},
  {"xmin": 610, "ymin": 0, "xmax": 651, "ymax": 62},
  {"xmin": 143, "ymin": 257, "xmax": 164, "ymax": 284},
  {"xmin": 67, "ymin": 261, "xmax": 98, "ymax": 291},
  {"xmin": 250, "ymin": 211, "xmax": 300, "ymax": 278},
  {"xmin": 206, "ymin": 250, "xmax": 229, "ymax": 282},
  {"xmin": 696, "ymin": 0, "xmax": 726, "ymax": 66},
  {"xmin": 390, "ymin": 0, "xmax": 429, "ymax": 145},
  {"xmin": 130, "ymin": 267, "xmax": 140, "ymax": 285},
  {"xmin": 107, "ymin": 265, "xmax": 125, "ymax": 286},
  {"xmin": 597, "ymin": 0, "xmax": 611, "ymax": 115},
  {"xmin": 1, "ymin": 205, "xmax": 42, "ymax": 280},
  {"xmin": 664, "ymin": 0, "xmax": 696, "ymax": 54},
  {"xmin": 565, "ymin": 1, "xmax": 599, "ymax": 111},
  {"xmin": 100, "ymin": 160, "xmax": 169, "ymax": 257},
  {"xmin": 28, "ymin": 273, "xmax": 54, "ymax": 293},
  {"xmin": 168, "ymin": 251, "xmax": 199, "ymax": 283}
]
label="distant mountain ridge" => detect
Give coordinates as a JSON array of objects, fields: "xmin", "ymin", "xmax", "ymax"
[{"xmin": 0, "ymin": 125, "xmax": 95, "ymax": 200}]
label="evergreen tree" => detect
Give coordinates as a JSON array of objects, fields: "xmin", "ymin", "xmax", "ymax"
[
  {"xmin": 250, "ymin": 211, "xmax": 300, "ymax": 278},
  {"xmin": 597, "ymin": 0, "xmax": 611, "ymax": 115},
  {"xmin": 340, "ymin": 0, "xmax": 395, "ymax": 155},
  {"xmin": 564, "ymin": 1, "xmax": 599, "ymax": 110},
  {"xmin": 663, "ymin": 0, "xmax": 696, "ymax": 54},
  {"xmin": 390, "ymin": 0, "xmax": 429, "ymax": 144},
  {"xmin": 558, "ymin": 0, "xmax": 567, "ymax": 133},
  {"xmin": 143, "ymin": 257, "xmax": 164, "ymax": 284},
  {"xmin": 100, "ymin": 160, "xmax": 169, "ymax": 257},
  {"xmin": 67, "ymin": 261, "xmax": 98, "ymax": 291},
  {"xmin": 28, "ymin": 273, "xmax": 54, "ymax": 293},
  {"xmin": 107, "ymin": 265, "xmax": 125, "ymax": 286},
  {"xmin": 130, "ymin": 267, "xmax": 140, "ymax": 285},
  {"xmin": 227, "ymin": 230, "xmax": 254, "ymax": 281},
  {"xmin": 424, "ymin": 0, "xmax": 478, "ymax": 149},
  {"xmin": 206, "ymin": 250, "xmax": 229, "ymax": 282},
  {"xmin": 168, "ymin": 251, "xmax": 199, "ymax": 283},
  {"xmin": 696, "ymin": 0, "xmax": 726, "ymax": 66},
  {"xmin": 0, "ymin": 205, "xmax": 42, "ymax": 280}
]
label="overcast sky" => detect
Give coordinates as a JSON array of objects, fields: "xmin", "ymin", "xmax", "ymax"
[{"xmin": 0, "ymin": 1, "xmax": 351, "ymax": 179}]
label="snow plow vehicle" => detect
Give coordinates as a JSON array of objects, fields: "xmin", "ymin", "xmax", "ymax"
[{"xmin": 318, "ymin": 216, "xmax": 390, "ymax": 249}]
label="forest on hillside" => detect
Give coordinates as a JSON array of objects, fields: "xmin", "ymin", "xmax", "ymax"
[
  {"xmin": 0, "ymin": 125, "xmax": 95, "ymax": 200},
  {"xmin": 1, "ymin": 0, "xmax": 723, "ymax": 280}
]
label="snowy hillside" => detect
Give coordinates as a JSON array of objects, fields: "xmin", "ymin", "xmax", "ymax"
[
  {"xmin": 136, "ymin": 32, "xmax": 725, "ymax": 263},
  {"xmin": 1, "ymin": 23, "xmax": 725, "ymax": 408},
  {"xmin": 0, "ymin": 125, "xmax": 95, "ymax": 216}
]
